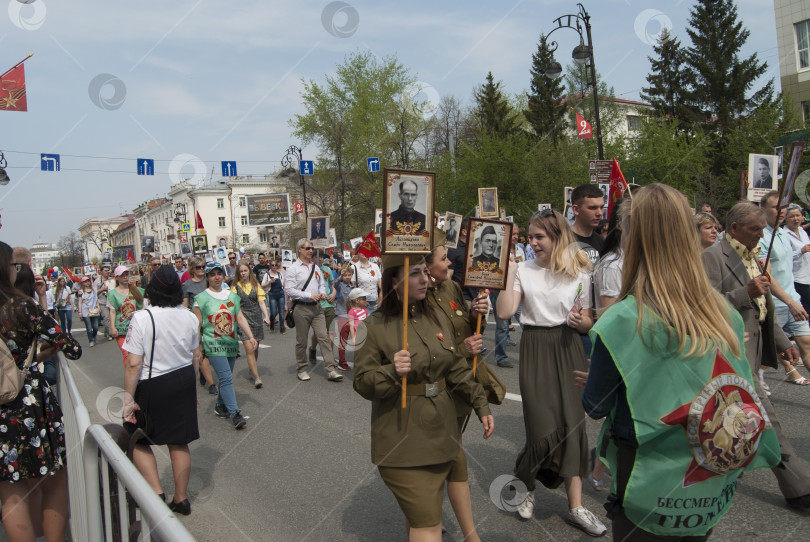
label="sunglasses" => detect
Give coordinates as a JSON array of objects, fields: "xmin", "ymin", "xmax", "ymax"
[
  {"xmin": 229, "ymin": 256, "xmax": 236, "ymax": 260},
  {"xmin": 151, "ymin": 263, "xmax": 160, "ymax": 267},
  {"xmin": 303, "ymin": 247, "xmax": 314, "ymax": 251},
  {"xmin": 194, "ymin": 265, "xmax": 205, "ymax": 269}
]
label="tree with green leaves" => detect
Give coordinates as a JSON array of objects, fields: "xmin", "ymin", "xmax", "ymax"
[
  {"xmin": 525, "ymin": 34, "xmax": 567, "ymax": 144},
  {"xmin": 683, "ymin": 0, "xmax": 773, "ymax": 131},
  {"xmin": 640, "ymin": 28, "xmax": 697, "ymax": 124},
  {"xmin": 473, "ymin": 72, "xmax": 520, "ymax": 137}
]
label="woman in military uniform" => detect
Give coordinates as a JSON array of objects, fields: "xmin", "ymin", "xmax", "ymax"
[
  {"xmin": 424, "ymin": 233, "xmax": 504, "ymax": 541},
  {"xmin": 353, "ymin": 255, "xmax": 494, "ymax": 541}
]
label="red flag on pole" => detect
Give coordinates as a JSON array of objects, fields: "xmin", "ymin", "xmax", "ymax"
[
  {"xmin": 0, "ymin": 63, "xmax": 28, "ymax": 112},
  {"xmin": 607, "ymin": 157, "xmax": 629, "ymax": 219},
  {"xmin": 343, "ymin": 243, "xmax": 350, "ymax": 252},
  {"xmin": 294, "ymin": 200, "xmax": 304, "ymax": 214},
  {"xmin": 62, "ymin": 267, "xmax": 81, "ymax": 283},
  {"xmin": 355, "ymin": 231, "xmax": 381, "ymax": 258},
  {"xmin": 575, "ymin": 112, "xmax": 592, "ymax": 139},
  {"xmin": 329, "ymin": 247, "xmax": 334, "ymax": 257},
  {"xmin": 126, "ymin": 249, "xmax": 136, "ymax": 262},
  {"xmin": 195, "ymin": 211, "xmax": 204, "ymax": 230}
]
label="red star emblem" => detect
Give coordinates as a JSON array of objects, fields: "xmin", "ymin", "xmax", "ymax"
[
  {"xmin": 660, "ymin": 350, "xmax": 770, "ymax": 487},
  {"xmin": 207, "ymin": 304, "xmax": 235, "ymax": 339}
]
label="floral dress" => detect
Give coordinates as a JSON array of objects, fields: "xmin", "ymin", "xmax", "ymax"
[{"xmin": 0, "ymin": 297, "xmax": 82, "ymax": 483}]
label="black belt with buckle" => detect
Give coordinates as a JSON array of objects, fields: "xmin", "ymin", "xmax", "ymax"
[
  {"xmin": 297, "ymin": 300, "xmax": 317, "ymax": 305},
  {"xmin": 406, "ymin": 379, "xmax": 446, "ymax": 398}
]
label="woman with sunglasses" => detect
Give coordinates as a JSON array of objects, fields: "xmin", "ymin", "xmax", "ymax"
[
  {"xmin": 108, "ymin": 265, "xmax": 145, "ymax": 365},
  {"xmin": 266, "ymin": 260, "xmax": 286, "ymax": 334},
  {"xmin": 233, "ymin": 261, "xmax": 270, "ymax": 388},
  {"xmin": 182, "ymin": 257, "xmax": 217, "ymax": 395},
  {"xmin": 0, "ymin": 242, "xmax": 81, "ymax": 542},
  {"xmin": 496, "ymin": 209, "xmax": 606, "ymax": 537},
  {"xmin": 193, "ymin": 261, "xmax": 257, "ymax": 429}
]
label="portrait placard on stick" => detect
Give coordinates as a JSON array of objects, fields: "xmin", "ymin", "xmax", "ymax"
[
  {"xmin": 478, "ymin": 187, "xmax": 499, "ymax": 218},
  {"xmin": 444, "ymin": 212, "xmax": 462, "ymax": 249},
  {"xmin": 308, "ymin": 216, "xmax": 330, "ymax": 249},
  {"xmin": 779, "ymin": 143, "xmax": 804, "ymax": 208},
  {"xmin": 382, "ymin": 168, "xmax": 435, "ymax": 254},
  {"xmin": 746, "ymin": 153, "xmax": 779, "ymax": 202},
  {"xmin": 462, "ymin": 218, "xmax": 513, "ymax": 291},
  {"xmin": 328, "ymin": 228, "xmax": 337, "ymax": 248},
  {"xmin": 191, "ymin": 235, "xmax": 208, "ymax": 255}
]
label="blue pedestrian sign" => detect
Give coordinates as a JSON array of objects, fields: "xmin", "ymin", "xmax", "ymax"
[
  {"xmin": 367, "ymin": 157, "xmax": 380, "ymax": 172},
  {"xmin": 299, "ymin": 160, "xmax": 314, "ymax": 176},
  {"xmin": 181, "ymin": 222, "xmax": 191, "ymax": 232},
  {"xmin": 137, "ymin": 158, "xmax": 154, "ymax": 176},
  {"xmin": 40, "ymin": 153, "xmax": 60, "ymax": 172},
  {"xmin": 221, "ymin": 161, "xmax": 237, "ymax": 177}
]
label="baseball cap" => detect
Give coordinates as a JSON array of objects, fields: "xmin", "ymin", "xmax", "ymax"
[
  {"xmin": 348, "ymin": 288, "xmax": 367, "ymax": 301},
  {"xmin": 114, "ymin": 265, "xmax": 129, "ymax": 277},
  {"xmin": 204, "ymin": 261, "xmax": 224, "ymax": 275}
]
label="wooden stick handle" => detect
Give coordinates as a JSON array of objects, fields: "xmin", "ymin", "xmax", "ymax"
[
  {"xmin": 472, "ymin": 311, "xmax": 482, "ymax": 377},
  {"xmin": 401, "ymin": 256, "xmax": 409, "ymax": 409}
]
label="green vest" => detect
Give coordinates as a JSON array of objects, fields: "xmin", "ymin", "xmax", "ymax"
[
  {"xmin": 196, "ymin": 290, "xmax": 241, "ymax": 358},
  {"xmin": 590, "ymin": 297, "xmax": 781, "ymax": 537},
  {"xmin": 107, "ymin": 288, "xmax": 144, "ymax": 334}
]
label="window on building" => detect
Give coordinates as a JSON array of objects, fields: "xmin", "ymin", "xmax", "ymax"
[
  {"xmin": 259, "ymin": 232, "xmax": 268, "ymax": 242},
  {"xmin": 242, "ymin": 234, "xmax": 250, "ymax": 244},
  {"xmin": 797, "ymin": 20, "xmax": 810, "ymax": 69},
  {"xmin": 218, "ymin": 217, "xmax": 226, "ymax": 227},
  {"xmin": 626, "ymin": 115, "xmax": 642, "ymax": 132},
  {"xmin": 804, "ymin": 101, "xmax": 810, "ymax": 127},
  {"xmin": 217, "ymin": 198, "xmax": 224, "ymax": 209},
  {"xmin": 239, "ymin": 196, "xmax": 246, "ymax": 207},
  {"xmin": 241, "ymin": 216, "xmax": 248, "ymax": 226}
]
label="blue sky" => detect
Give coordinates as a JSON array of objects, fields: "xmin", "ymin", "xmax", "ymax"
[{"xmin": 0, "ymin": 0, "xmax": 780, "ymax": 248}]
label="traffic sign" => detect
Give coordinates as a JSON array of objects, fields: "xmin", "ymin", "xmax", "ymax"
[
  {"xmin": 40, "ymin": 153, "xmax": 60, "ymax": 172},
  {"xmin": 105, "ymin": 247, "xmax": 113, "ymax": 253},
  {"xmin": 221, "ymin": 161, "xmax": 237, "ymax": 177},
  {"xmin": 299, "ymin": 160, "xmax": 313, "ymax": 176},
  {"xmin": 137, "ymin": 158, "xmax": 154, "ymax": 175},
  {"xmin": 181, "ymin": 222, "xmax": 191, "ymax": 232},
  {"xmin": 588, "ymin": 160, "xmax": 611, "ymax": 184},
  {"xmin": 367, "ymin": 157, "xmax": 380, "ymax": 172}
]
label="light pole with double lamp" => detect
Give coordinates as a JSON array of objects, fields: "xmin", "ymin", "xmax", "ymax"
[
  {"xmin": 542, "ymin": 2, "xmax": 604, "ymax": 160},
  {"xmin": 281, "ymin": 145, "xmax": 308, "ymax": 222}
]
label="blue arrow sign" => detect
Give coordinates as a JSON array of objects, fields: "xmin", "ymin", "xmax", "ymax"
[
  {"xmin": 299, "ymin": 160, "xmax": 313, "ymax": 176},
  {"xmin": 367, "ymin": 157, "xmax": 380, "ymax": 172},
  {"xmin": 137, "ymin": 158, "xmax": 154, "ymax": 175},
  {"xmin": 40, "ymin": 153, "xmax": 60, "ymax": 172},
  {"xmin": 221, "ymin": 161, "xmax": 237, "ymax": 177}
]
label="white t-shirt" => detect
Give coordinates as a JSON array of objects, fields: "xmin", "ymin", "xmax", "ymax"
[
  {"xmin": 593, "ymin": 250, "xmax": 623, "ymax": 312},
  {"xmin": 352, "ymin": 262, "xmax": 381, "ymax": 302},
  {"xmin": 513, "ymin": 260, "xmax": 592, "ymax": 327},
  {"xmin": 123, "ymin": 307, "xmax": 200, "ymax": 380}
]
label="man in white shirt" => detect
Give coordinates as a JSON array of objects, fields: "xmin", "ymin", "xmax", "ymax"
[{"xmin": 284, "ymin": 238, "xmax": 343, "ymax": 382}]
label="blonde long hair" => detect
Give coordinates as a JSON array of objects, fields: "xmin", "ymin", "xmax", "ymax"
[
  {"xmin": 620, "ymin": 184, "xmax": 740, "ymax": 358},
  {"xmin": 234, "ymin": 261, "xmax": 260, "ymax": 292},
  {"xmin": 527, "ymin": 210, "xmax": 590, "ymax": 278}
]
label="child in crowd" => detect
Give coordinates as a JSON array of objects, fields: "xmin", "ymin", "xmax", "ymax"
[
  {"xmin": 347, "ymin": 288, "xmax": 369, "ymax": 341},
  {"xmin": 334, "ymin": 265, "xmax": 354, "ymax": 370}
]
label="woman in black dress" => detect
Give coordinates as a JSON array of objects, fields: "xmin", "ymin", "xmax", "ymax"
[
  {"xmin": 233, "ymin": 262, "xmax": 270, "ymax": 388},
  {"xmin": 0, "ymin": 241, "xmax": 82, "ymax": 541}
]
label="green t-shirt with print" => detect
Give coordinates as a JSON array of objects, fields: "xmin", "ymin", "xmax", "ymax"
[
  {"xmin": 107, "ymin": 287, "xmax": 145, "ymax": 334},
  {"xmin": 195, "ymin": 289, "xmax": 242, "ymax": 358}
]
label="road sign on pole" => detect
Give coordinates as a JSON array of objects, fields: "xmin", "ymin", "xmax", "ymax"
[
  {"xmin": 299, "ymin": 160, "xmax": 313, "ymax": 176},
  {"xmin": 137, "ymin": 158, "xmax": 154, "ymax": 175},
  {"xmin": 40, "ymin": 154, "xmax": 60, "ymax": 172},
  {"xmin": 367, "ymin": 157, "xmax": 380, "ymax": 172},
  {"xmin": 221, "ymin": 161, "xmax": 237, "ymax": 177},
  {"xmin": 181, "ymin": 222, "xmax": 191, "ymax": 232}
]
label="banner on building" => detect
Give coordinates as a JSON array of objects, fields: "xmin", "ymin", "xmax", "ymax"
[{"xmin": 247, "ymin": 193, "xmax": 292, "ymax": 226}]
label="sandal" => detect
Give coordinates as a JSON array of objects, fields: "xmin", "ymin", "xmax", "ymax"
[
  {"xmin": 588, "ymin": 473, "xmax": 607, "ymax": 491},
  {"xmin": 786, "ymin": 368, "xmax": 810, "ymax": 385}
]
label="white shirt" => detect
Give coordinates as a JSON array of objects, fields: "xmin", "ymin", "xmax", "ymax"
[
  {"xmin": 593, "ymin": 250, "xmax": 623, "ymax": 312},
  {"xmin": 513, "ymin": 261, "xmax": 592, "ymax": 327},
  {"xmin": 123, "ymin": 307, "xmax": 200, "ymax": 380},
  {"xmin": 284, "ymin": 260, "xmax": 326, "ymax": 301},
  {"xmin": 351, "ymin": 261, "xmax": 381, "ymax": 302},
  {"xmin": 785, "ymin": 226, "xmax": 810, "ymax": 285}
]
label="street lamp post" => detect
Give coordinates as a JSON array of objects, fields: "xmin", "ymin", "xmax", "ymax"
[
  {"xmin": 543, "ymin": 2, "xmax": 604, "ymax": 160},
  {"xmin": 281, "ymin": 145, "xmax": 308, "ymax": 222},
  {"xmin": 173, "ymin": 203, "xmax": 187, "ymax": 254}
]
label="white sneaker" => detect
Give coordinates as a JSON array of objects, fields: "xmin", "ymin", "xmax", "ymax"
[
  {"xmin": 297, "ymin": 371, "xmax": 311, "ymax": 381},
  {"xmin": 567, "ymin": 506, "xmax": 607, "ymax": 537},
  {"xmin": 517, "ymin": 492, "xmax": 534, "ymax": 520}
]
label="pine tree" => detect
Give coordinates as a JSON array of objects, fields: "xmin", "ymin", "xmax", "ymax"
[
  {"xmin": 683, "ymin": 0, "xmax": 773, "ymax": 131},
  {"xmin": 525, "ymin": 34, "xmax": 566, "ymax": 144},
  {"xmin": 474, "ymin": 72, "xmax": 519, "ymax": 137},
  {"xmin": 640, "ymin": 28, "xmax": 696, "ymax": 123}
]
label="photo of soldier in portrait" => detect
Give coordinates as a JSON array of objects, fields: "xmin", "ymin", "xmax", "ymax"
[
  {"xmin": 389, "ymin": 179, "xmax": 427, "ymax": 235},
  {"xmin": 753, "ymin": 157, "xmax": 773, "ymax": 189},
  {"xmin": 472, "ymin": 225, "xmax": 500, "ymax": 271},
  {"xmin": 445, "ymin": 217, "xmax": 458, "ymax": 244},
  {"xmin": 310, "ymin": 217, "xmax": 327, "ymax": 239},
  {"xmin": 478, "ymin": 187, "xmax": 499, "ymax": 218},
  {"xmin": 191, "ymin": 235, "xmax": 208, "ymax": 254}
]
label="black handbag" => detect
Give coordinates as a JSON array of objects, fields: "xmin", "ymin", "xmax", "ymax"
[
  {"xmin": 285, "ymin": 265, "xmax": 316, "ymax": 329},
  {"xmin": 125, "ymin": 310, "xmax": 156, "ymax": 436}
]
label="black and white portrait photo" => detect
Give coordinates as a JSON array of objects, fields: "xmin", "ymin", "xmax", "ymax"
[
  {"xmin": 141, "ymin": 236, "xmax": 155, "ymax": 253},
  {"xmin": 746, "ymin": 153, "xmax": 779, "ymax": 202},
  {"xmin": 308, "ymin": 216, "xmax": 330, "ymax": 249},
  {"xmin": 478, "ymin": 187, "xmax": 499, "ymax": 218},
  {"xmin": 191, "ymin": 234, "xmax": 208, "ymax": 255},
  {"xmin": 382, "ymin": 168, "xmax": 435, "ymax": 254},
  {"xmin": 444, "ymin": 212, "xmax": 462, "ymax": 249},
  {"xmin": 462, "ymin": 218, "xmax": 512, "ymax": 290}
]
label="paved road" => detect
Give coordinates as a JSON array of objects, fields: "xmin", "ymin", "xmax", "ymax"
[{"xmin": 64, "ymin": 319, "xmax": 810, "ymax": 541}]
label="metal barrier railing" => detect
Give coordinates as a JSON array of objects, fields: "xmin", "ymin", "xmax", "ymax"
[{"xmin": 56, "ymin": 353, "xmax": 196, "ymax": 542}]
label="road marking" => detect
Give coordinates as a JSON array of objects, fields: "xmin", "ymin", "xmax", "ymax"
[
  {"xmin": 505, "ymin": 392, "xmax": 522, "ymax": 403},
  {"xmin": 258, "ymin": 344, "xmax": 271, "ymax": 349}
]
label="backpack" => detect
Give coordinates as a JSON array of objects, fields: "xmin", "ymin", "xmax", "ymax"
[{"xmin": 0, "ymin": 337, "xmax": 38, "ymax": 405}]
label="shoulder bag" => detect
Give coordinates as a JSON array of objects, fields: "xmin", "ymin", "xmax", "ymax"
[
  {"xmin": 0, "ymin": 337, "xmax": 38, "ymax": 405},
  {"xmin": 125, "ymin": 310, "xmax": 156, "ymax": 436},
  {"xmin": 285, "ymin": 265, "xmax": 316, "ymax": 329}
]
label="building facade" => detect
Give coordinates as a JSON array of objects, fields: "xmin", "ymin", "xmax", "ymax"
[
  {"xmin": 30, "ymin": 242, "xmax": 59, "ymax": 273},
  {"xmin": 775, "ymin": 0, "xmax": 810, "ymax": 125}
]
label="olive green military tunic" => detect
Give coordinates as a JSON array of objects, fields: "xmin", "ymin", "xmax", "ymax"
[{"xmin": 353, "ymin": 304, "xmax": 491, "ymax": 468}]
